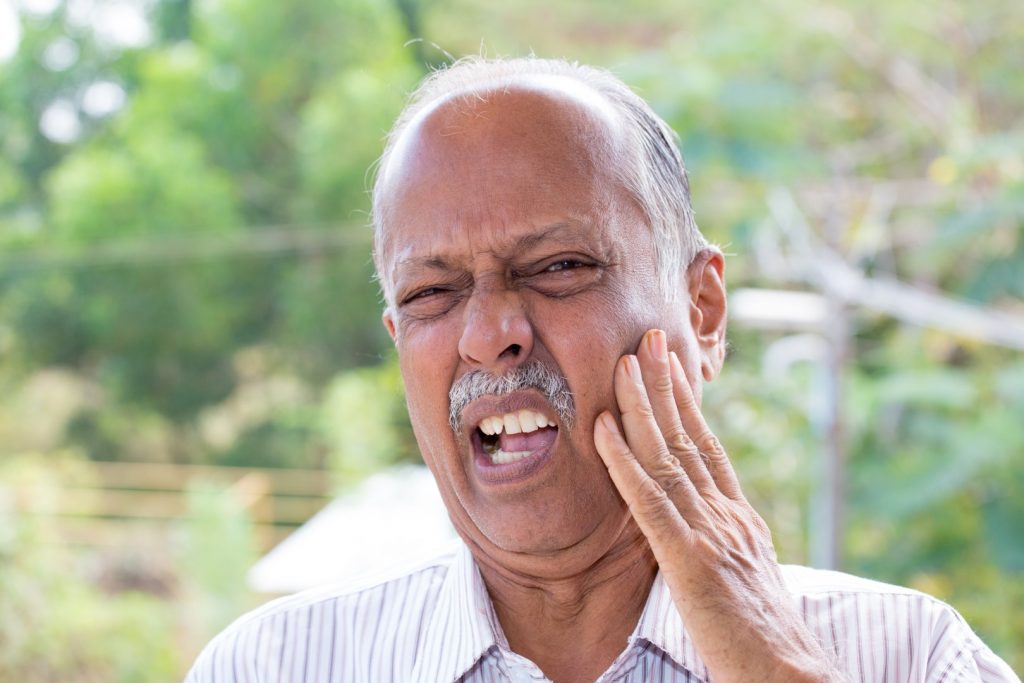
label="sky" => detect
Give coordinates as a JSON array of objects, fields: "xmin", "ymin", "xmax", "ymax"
[
  {"xmin": 0, "ymin": 0, "xmax": 152, "ymax": 63},
  {"xmin": 0, "ymin": 0, "xmax": 21, "ymax": 62},
  {"xmin": 1, "ymin": 0, "xmax": 149, "ymax": 141}
]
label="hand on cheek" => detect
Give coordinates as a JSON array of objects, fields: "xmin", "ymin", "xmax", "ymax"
[{"xmin": 592, "ymin": 329, "xmax": 842, "ymax": 683}]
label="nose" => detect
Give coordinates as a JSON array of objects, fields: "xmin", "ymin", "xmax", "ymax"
[{"xmin": 458, "ymin": 286, "xmax": 534, "ymax": 372}]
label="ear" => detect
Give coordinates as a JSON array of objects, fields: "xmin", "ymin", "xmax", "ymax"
[
  {"xmin": 382, "ymin": 308, "xmax": 398, "ymax": 343},
  {"xmin": 684, "ymin": 248, "xmax": 727, "ymax": 382}
]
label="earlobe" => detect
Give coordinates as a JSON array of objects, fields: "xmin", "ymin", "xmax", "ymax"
[
  {"xmin": 685, "ymin": 249, "xmax": 727, "ymax": 381},
  {"xmin": 383, "ymin": 309, "xmax": 398, "ymax": 343}
]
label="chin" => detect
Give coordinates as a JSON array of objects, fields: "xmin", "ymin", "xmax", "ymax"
[{"xmin": 462, "ymin": 493, "xmax": 632, "ymax": 562}]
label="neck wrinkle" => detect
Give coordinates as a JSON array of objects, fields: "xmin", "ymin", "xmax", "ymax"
[{"xmin": 469, "ymin": 524, "xmax": 657, "ymax": 663}]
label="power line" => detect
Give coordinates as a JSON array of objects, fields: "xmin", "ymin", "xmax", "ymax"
[{"xmin": 0, "ymin": 224, "xmax": 374, "ymax": 274}]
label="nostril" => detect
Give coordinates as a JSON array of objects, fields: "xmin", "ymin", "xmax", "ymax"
[{"xmin": 503, "ymin": 343, "xmax": 522, "ymax": 358}]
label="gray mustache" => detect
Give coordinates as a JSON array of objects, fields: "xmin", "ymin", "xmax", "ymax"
[{"xmin": 448, "ymin": 360, "xmax": 576, "ymax": 433}]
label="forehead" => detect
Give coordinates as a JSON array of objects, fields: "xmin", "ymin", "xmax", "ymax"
[
  {"xmin": 378, "ymin": 78, "xmax": 635, "ymax": 281},
  {"xmin": 382, "ymin": 75, "xmax": 625, "ymax": 191}
]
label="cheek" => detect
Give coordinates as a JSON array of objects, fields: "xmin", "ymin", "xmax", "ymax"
[
  {"xmin": 396, "ymin": 323, "xmax": 461, "ymax": 445},
  {"xmin": 534, "ymin": 289, "xmax": 652, "ymax": 411}
]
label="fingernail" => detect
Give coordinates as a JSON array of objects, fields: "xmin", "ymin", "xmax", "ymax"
[
  {"xmin": 647, "ymin": 329, "xmax": 667, "ymax": 360},
  {"xmin": 627, "ymin": 355, "xmax": 641, "ymax": 378}
]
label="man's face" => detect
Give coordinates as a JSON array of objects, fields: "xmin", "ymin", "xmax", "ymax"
[{"xmin": 379, "ymin": 80, "xmax": 693, "ymax": 566}]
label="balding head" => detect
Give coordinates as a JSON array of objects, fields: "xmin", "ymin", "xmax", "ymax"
[{"xmin": 371, "ymin": 57, "xmax": 707, "ymax": 305}]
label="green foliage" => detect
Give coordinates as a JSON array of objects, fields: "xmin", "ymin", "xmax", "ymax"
[
  {"xmin": 175, "ymin": 480, "xmax": 259, "ymax": 637},
  {"xmin": 296, "ymin": 63, "xmax": 419, "ymax": 221},
  {"xmin": 47, "ymin": 122, "xmax": 241, "ymax": 243},
  {"xmin": 0, "ymin": 454, "xmax": 179, "ymax": 682},
  {"xmin": 321, "ymin": 355, "xmax": 419, "ymax": 483},
  {"xmin": 0, "ymin": 0, "xmax": 1021, "ymax": 673}
]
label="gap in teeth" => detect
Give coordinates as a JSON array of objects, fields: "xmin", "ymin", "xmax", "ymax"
[{"xmin": 481, "ymin": 432, "xmax": 499, "ymax": 455}]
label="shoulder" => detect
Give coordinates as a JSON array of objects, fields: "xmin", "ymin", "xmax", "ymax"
[
  {"xmin": 780, "ymin": 565, "xmax": 1020, "ymax": 682},
  {"xmin": 781, "ymin": 563, "xmax": 935, "ymax": 597},
  {"xmin": 185, "ymin": 547, "xmax": 460, "ymax": 683}
]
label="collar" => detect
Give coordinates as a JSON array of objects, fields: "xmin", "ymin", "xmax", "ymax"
[
  {"xmin": 410, "ymin": 542, "xmax": 504, "ymax": 683},
  {"xmin": 411, "ymin": 542, "xmax": 709, "ymax": 683},
  {"xmin": 631, "ymin": 571, "xmax": 710, "ymax": 681}
]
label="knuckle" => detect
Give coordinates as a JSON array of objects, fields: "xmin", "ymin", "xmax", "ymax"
[
  {"xmin": 635, "ymin": 405, "xmax": 657, "ymax": 422},
  {"xmin": 652, "ymin": 373, "xmax": 674, "ymax": 396},
  {"xmin": 699, "ymin": 431, "xmax": 724, "ymax": 454},
  {"xmin": 631, "ymin": 477, "xmax": 670, "ymax": 513},
  {"xmin": 663, "ymin": 426, "xmax": 695, "ymax": 454},
  {"xmin": 697, "ymin": 450, "xmax": 712, "ymax": 470},
  {"xmin": 623, "ymin": 400, "xmax": 656, "ymax": 421},
  {"xmin": 659, "ymin": 475, "xmax": 692, "ymax": 501},
  {"xmin": 648, "ymin": 457, "xmax": 681, "ymax": 483},
  {"xmin": 675, "ymin": 384, "xmax": 698, "ymax": 409}
]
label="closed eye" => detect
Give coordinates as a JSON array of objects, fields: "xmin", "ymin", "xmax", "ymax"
[{"xmin": 403, "ymin": 287, "xmax": 448, "ymax": 304}]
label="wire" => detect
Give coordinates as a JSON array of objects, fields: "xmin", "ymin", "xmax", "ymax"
[{"xmin": 0, "ymin": 223, "xmax": 375, "ymax": 274}]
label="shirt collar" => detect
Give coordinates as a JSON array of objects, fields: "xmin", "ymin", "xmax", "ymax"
[
  {"xmin": 632, "ymin": 571, "xmax": 711, "ymax": 681},
  {"xmin": 412, "ymin": 543, "xmax": 710, "ymax": 683},
  {"xmin": 410, "ymin": 542, "xmax": 503, "ymax": 683}
]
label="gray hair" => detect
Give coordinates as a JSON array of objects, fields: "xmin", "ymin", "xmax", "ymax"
[
  {"xmin": 371, "ymin": 56, "xmax": 708, "ymax": 304},
  {"xmin": 449, "ymin": 360, "xmax": 575, "ymax": 433}
]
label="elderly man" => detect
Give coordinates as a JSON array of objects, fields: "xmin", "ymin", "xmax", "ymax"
[{"xmin": 187, "ymin": 58, "xmax": 1018, "ymax": 682}]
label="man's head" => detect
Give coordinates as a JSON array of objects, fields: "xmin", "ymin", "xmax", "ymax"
[
  {"xmin": 373, "ymin": 57, "xmax": 708, "ymax": 306},
  {"xmin": 372, "ymin": 57, "xmax": 727, "ymax": 576}
]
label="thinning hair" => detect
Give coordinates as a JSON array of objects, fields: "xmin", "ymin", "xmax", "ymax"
[{"xmin": 371, "ymin": 56, "xmax": 708, "ymax": 303}]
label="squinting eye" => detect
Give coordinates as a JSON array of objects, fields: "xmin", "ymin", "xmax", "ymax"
[
  {"xmin": 405, "ymin": 287, "xmax": 446, "ymax": 303},
  {"xmin": 545, "ymin": 260, "xmax": 586, "ymax": 272}
]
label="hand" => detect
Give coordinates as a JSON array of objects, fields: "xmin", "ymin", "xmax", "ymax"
[{"xmin": 593, "ymin": 329, "xmax": 843, "ymax": 683}]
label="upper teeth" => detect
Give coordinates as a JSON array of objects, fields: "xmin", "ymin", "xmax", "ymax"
[{"xmin": 479, "ymin": 409, "xmax": 552, "ymax": 436}]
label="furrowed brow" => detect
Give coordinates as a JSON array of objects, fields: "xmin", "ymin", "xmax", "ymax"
[
  {"xmin": 394, "ymin": 255, "xmax": 456, "ymax": 273},
  {"xmin": 513, "ymin": 222, "xmax": 595, "ymax": 252},
  {"xmin": 391, "ymin": 219, "xmax": 600, "ymax": 278}
]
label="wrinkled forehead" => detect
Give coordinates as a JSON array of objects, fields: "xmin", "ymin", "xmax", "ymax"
[{"xmin": 374, "ymin": 77, "xmax": 633, "ymax": 291}]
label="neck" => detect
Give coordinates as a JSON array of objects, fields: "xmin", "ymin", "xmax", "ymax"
[{"xmin": 472, "ymin": 527, "xmax": 657, "ymax": 683}]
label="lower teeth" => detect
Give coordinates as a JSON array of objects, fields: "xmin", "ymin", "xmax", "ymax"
[{"xmin": 490, "ymin": 449, "xmax": 531, "ymax": 465}]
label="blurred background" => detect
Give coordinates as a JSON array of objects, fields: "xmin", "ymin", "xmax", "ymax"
[{"xmin": 0, "ymin": 0, "xmax": 1022, "ymax": 679}]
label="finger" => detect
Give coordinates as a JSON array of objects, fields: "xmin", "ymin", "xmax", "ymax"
[
  {"xmin": 613, "ymin": 354, "xmax": 707, "ymax": 520},
  {"xmin": 669, "ymin": 351, "xmax": 744, "ymax": 500},
  {"xmin": 593, "ymin": 410, "xmax": 694, "ymax": 548},
  {"xmin": 636, "ymin": 330, "xmax": 716, "ymax": 493}
]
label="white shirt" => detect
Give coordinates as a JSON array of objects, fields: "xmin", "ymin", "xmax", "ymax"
[{"xmin": 186, "ymin": 542, "xmax": 1019, "ymax": 682}]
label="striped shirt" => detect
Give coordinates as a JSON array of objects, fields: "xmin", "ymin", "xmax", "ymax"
[{"xmin": 186, "ymin": 542, "xmax": 1019, "ymax": 682}]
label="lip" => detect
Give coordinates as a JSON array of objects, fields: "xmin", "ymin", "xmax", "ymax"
[{"xmin": 460, "ymin": 391, "xmax": 561, "ymax": 486}]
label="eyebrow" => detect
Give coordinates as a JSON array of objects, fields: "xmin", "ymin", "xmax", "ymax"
[
  {"xmin": 395, "ymin": 254, "xmax": 453, "ymax": 272},
  {"xmin": 393, "ymin": 221, "xmax": 593, "ymax": 272}
]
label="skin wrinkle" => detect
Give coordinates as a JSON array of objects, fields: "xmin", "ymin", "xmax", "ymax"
[
  {"xmin": 392, "ymin": 221, "xmax": 617, "ymax": 308},
  {"xmin": 388, "ymin": 202, "xmax": 623, "ymax": 286},
  {"xmin": 376, "ymin": 79, "xmax": 626, "ymax": 303},
  {"xmin": 372, "ymin": 63, "xmax": 707, "ymax": 313}
]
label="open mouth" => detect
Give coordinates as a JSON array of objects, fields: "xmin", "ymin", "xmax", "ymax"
[{"xmin": 475, "ymin": 408, "xmax": 559, "ymax": 465}]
